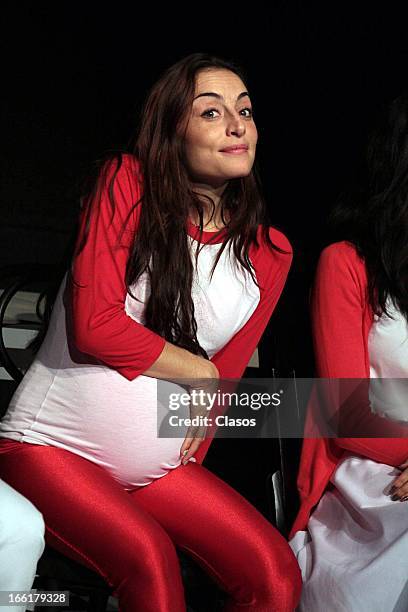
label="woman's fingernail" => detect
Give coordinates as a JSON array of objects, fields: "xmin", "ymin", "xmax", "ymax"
[
  {"xmin": 400, "ymin": 495, "xmax": 408, "ymax": 502},
  {"xmin": 189, "ymin": 457, "xmax": 197, "ymax": 463},
  {"xmin": 391, "ymin": 494, "xmax": 399, "ymax": 501}
]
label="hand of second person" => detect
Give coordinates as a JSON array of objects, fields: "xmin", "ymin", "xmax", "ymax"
[{"xmin": 390, "ymin": 459, "xmax": 408, "ymax": 501}]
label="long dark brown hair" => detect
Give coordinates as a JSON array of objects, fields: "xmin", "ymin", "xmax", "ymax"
[
  {"xmin": 329, "ymin": 91, "xmax": 408, "ymax": 322},
  {"xmin": 71, "ymin": 52, "xmax": 286, "ymax": 358}
]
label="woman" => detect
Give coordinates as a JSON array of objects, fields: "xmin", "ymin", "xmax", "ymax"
[
  {"xmin": 289, "ymin": 92, "xmax": 408, "ymax": 611},
  {"xmin": 0, "ymin": 53, "xmax": 301, "ymax": 611}
]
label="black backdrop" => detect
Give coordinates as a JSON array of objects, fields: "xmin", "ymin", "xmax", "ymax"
[
  {"xmin": 4, "ymin": 4, "xmax": 408, "ymax": 261},
  {"xmin": 3, "ymin": 3, "xmax": 408, "ymax": 517}
]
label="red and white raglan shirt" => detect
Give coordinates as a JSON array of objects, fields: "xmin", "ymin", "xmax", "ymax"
[
  {"xmin": 289, "ymin": 242, "xmax": 408, "ymax": 612},
  {"xmin": 0, "ymin": 154, "xmax": 292, "ymax": 488}
]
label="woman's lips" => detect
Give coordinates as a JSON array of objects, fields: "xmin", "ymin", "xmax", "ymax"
[{"xmin": 219, "ymin": 147, "xmax": 249, "ymax": 155}]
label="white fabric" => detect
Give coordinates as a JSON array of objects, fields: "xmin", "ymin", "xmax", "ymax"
[
  {"xmin": 369, "ymin": 299, "xmax": 408, "ymax": 379},
  {"xmin": 0, "ymin": 478, "xmax": 45, "ymax": 612},
  {"xmin": 290, "ymin": 306, "xmax": 408, "ymax": 611},
  {"xmin": 368, "ymin": 299, "xmax": 408, "ymax": 423},
  {"xmin": 0, "ymin": 240, "xmax": 260, "ymax": 489},
  {"xmin": 290, "ymin": 457, "xmax": 408, "ymax": 612}
]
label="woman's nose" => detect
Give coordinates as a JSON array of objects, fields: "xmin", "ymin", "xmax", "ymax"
[{"xmin": 226, "ymin": 114, "xmax": 246, "ymax": 137}]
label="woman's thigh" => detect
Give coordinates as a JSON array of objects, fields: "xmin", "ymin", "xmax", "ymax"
[
  {"xmin": 0, "ymin": 440, "xmax": 185, "ymax": 611},
  {"xmin": 130, "ymin": 462, "xmax": 302, "ymax": 610}
]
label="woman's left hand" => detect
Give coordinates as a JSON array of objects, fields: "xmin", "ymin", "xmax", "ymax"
[{"xmin": 391, "ymin": 459, "xmax": 408, "ymax": 500}]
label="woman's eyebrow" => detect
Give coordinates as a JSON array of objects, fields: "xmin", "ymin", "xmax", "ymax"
[{"xmin": 193, "ymin": 91, "xmax": 250, "ymax": 101}]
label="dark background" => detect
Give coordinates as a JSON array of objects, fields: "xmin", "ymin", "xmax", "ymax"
[
  {"xmin": 3, "ymin": 4, "xmax": 408, "ymax": 264},
  {"xmin": 3, "ymin": 3, "xmax": 408, "ymax": 519}
]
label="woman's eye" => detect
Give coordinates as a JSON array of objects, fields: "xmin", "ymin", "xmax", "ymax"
[
  {"xmin": 200, "ymin": 107, "xmax": 253, "ymax": 119},
  {"xmin": 201, "ymin": 108, "xmax": 220, "ymax": 119}
]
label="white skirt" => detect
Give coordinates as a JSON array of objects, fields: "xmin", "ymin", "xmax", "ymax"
[{"xmin": 290, "ymin": 455, "xmax": 408, "ymax": 612}]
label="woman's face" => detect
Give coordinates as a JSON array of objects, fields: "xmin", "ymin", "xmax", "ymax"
[{"xmin": 184, "ymin": 68, "xmax": 258, "ymax": 188}]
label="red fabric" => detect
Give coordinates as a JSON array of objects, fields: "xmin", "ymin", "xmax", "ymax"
[
  {"xmin": 0, "ymin": 438, "xmax": 302, "ymax": 612},
  {"xmin": 68, "ymin": 155, "xmax": 167, "ymax": 381},
  {"xmin": 289, "ymin": 241, "xmax": 408, "ymax": 539}
]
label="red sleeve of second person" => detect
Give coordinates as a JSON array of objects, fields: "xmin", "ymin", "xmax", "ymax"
[{"xmin": 311, "ymin": 242, "xmax": 408, "ymax": 465}]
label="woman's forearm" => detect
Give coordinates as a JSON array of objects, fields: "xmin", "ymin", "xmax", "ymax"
[{"xmin": 143, "ymin": 341, "xmax": 219, "ymax": 381}]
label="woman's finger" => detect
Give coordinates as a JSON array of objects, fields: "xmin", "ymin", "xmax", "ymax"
[
  {"xmin": 391, "ymin": 467, "xmax": 408, "ymax": 491},
  {"xmin": 182, "ymin": 438, "xmax": 204, "ymax": 465},
  {"xmin": 391, "ymin": 485, "xmax": 408, "ymax": 501},
  {"xmin": 179, "ymin": 439, "xmax": 191, "ymax": 459},
  {"xmin": 398, "ymin": 483, "xmax": 408, "ymax": 497},
  {"xmin": 182, "ymin": 440, "xmax": 202, "ymax": 464},
  {"xmin": 179, "ymin": 435, "xmax": 197, "ymax": 461}
]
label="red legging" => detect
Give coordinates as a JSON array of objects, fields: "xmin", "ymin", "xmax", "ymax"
[{"xmin": 0, "ymin": 439, "xmax": 301, "ymax": 612}]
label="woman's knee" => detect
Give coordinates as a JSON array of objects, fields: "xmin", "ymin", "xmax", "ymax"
[
  {"xmin": 109, "ymin": 523, "xmax": 184, "ymax": 610},
  {"xmin": 236, "ymin": 530, "xmax": 302, "ymax": 610},
  {"xmin": 84, "ymin": 510, "xmax": 180, "ymax": 585},
  {"xmin": 124, "ymin": 525, "xmax": 180, "ymax": 580}
]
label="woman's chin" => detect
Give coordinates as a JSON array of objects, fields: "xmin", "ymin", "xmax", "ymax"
[{"xmin": 227, "ymin": 168, "xmax": 252, "ymax": 180}]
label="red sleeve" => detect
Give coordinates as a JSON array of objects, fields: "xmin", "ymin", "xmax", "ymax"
[
  {"xmin": 311, "ymin": 242, "xmax": 408, "ymax": 463},
  {"xmin": 311, "ymin": 242, "xmax": 370, "ymax": 378},
  {"xmin": 334, "ymin": 438, "xmax": 408, "ymax": 466},
  {"xmin": 210, "ymin": 227, "xmax": 293, "ymax": 379},
  {"xmin": 69, "ymin": 154, "xmax": 166, "ymax": 381}
]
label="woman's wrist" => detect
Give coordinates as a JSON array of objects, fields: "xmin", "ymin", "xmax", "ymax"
[{"xmin": 193, "ymin": 357, "xmax": 219, "ymax": 381}]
